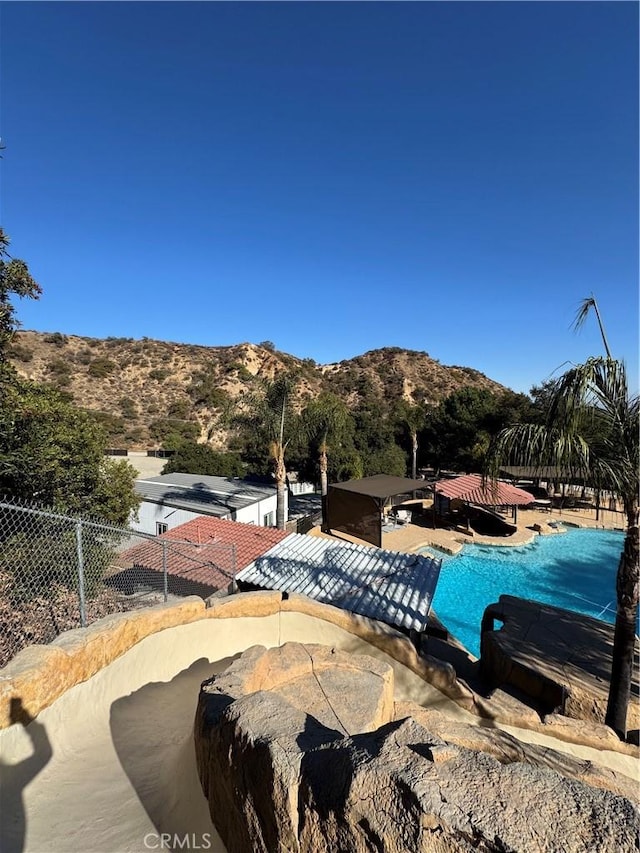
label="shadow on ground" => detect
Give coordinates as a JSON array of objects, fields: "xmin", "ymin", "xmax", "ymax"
[{"xmin": 110, "ymin": 655, "xmax": 239, "ymax": 853}]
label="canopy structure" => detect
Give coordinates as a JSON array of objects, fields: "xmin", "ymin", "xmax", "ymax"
[
  {"xmin": 434, "ymin": 474, "xmax": 534, "ymax": 525},
  {"xmin": 434, "ymin": 474, "xmax": 535, "ymax": 506},
  {"xmin": 326, "ymin": 474, "xmax": 427, "ymax": 547},
  {"xmin": 499, "ymin": 466, "xmax": 586, "ymax": 485}
]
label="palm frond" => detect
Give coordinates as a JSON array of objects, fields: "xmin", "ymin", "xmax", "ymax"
[
  {"xmin": 572, "ymin": 296, "xmax": 612, "ymax": 358},
  {"xmin": 487, "ymin": 356, "xmax": 638, "ymax": 509}
]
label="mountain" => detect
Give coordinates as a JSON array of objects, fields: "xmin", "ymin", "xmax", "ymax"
[{"xmin": 8, "ymin": 331, "xmax": 508, "ymax": 448}]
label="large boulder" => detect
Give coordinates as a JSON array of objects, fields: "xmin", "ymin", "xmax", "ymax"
[{"xmin": 194, "ymin": 642, "xmax": 639, "ymax": 853}]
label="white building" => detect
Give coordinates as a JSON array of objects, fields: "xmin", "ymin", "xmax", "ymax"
[{"xmin": 131, "ymin": 473, "xmax": 284, "ymax": 536}]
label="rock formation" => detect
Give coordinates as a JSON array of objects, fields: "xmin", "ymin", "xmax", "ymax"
[{"xmin": 194, "ymin": 642, "xmax": 639, "ymax": 853}]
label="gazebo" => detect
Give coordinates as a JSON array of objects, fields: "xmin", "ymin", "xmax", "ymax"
[
  {"xmin": 326, "ymin": 474, "xmax": 427, "ymax": 547},
  {"xmin": 434, "ymin": 474, "xmax": 535, "ymax": 526}
]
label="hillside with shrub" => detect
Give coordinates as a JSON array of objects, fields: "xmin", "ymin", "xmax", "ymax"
[{"xmin": 9, "ymin": 330, "xmax": 507, "ymax": 449}]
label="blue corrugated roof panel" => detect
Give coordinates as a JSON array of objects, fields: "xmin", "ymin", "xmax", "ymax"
[{"xmin": 236, "ymin": 534, "xmax": 442, "ymax": 633}]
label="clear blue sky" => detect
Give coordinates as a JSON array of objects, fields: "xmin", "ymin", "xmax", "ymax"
[{"xmin": 1, "ymin": 2, "xmax": 638, "ymax": 394}]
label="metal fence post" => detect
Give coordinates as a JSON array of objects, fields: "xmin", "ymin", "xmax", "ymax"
[
  {"xmin": 162, "ymin": 540, "xmax": 168, "ymax": 602},
  {"xmin": 76, "ymin": 520, "xmax": 87, "ymax": 627}
]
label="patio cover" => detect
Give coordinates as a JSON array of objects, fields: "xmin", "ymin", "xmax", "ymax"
[
  {"xmin": 434, "ymin": 474, "xmax": 535, "ymax": 506},
  {"xmin": 327, "ymin": 474, "xmax": 427, "ymax": 547},
  {"xmin": 499, "ymin": 466, "xmax": 585, "ymax": 484}
]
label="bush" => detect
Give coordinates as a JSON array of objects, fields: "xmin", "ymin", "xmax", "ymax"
[
  {"xmin": 44, "ymin": 332, "xmax": 68, "ymax": 347},
  {"xmin": 149, "ymin": 418, "xmax": 199, "ymax": 449},
  {"xmin": 225, "ymin": 362, "xmax": 253, "ymax": 382},
  {"xmin": 188, "ymin": 373, "xmax": 230, "ymax": 408},
  {"xmin": 119, "ymin": 397, "xmax": 137, "ymax": 419},
  {"xmin": 167, "ymin": 399, "xmax": 192, "ymax": 419},
  {"xmin": 9, "ymin": 342, "xmax": 33, "ymax": 362},
  {"xmin": 89, "ymin": 410, "xmax": 126, "ymax": 438},
  {"xmin": 47, "ymin": 358, "xmax": 71, "ymax": 376},
  {"xmin": 88, "ymin": 358, "xmax": 117, "ymax": 378},
  {"xmin": 149, "ymin": 368, "xmax": 169, "ymax": 382},
  {"xmin": 162, "ymin": 443, "xmax": 244, "ymax": 477},
  {"xmin": 75, "ymin": 349, "xmax": 93, "ymax": 365},
  {"xmin": 52, "ymin": 373, "xmax": 71, "ymax": 388}
]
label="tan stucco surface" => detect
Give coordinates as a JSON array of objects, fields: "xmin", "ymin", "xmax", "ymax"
[{"xmin": 1, "ymin": 598, "xmax": 638, "ymax": 853}]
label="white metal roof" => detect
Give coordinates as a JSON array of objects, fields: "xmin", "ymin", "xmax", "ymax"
[
  {"xmin": 134, "ymin": 474, "xmax": 275, "ymax": 517},
  {"xmin": 236, "ymin": 534, "xmax": 442, "ymax": 633}
]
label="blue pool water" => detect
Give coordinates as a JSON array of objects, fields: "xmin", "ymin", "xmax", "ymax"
[{"xmin": 429, "ymin": 528, "xmax": 625, "ymax": 658}]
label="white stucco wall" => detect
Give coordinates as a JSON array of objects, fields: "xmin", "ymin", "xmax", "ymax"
[{"xmin": 130, "ymin": 492, "xmax": 283, "ymax": 536}]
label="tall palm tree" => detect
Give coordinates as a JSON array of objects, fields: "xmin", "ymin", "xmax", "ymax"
[
  {"xmin": 255, "ymin": 374, "xmax": 296, "ymax": 530},
  {"xmin": 488, "ymin": 356, "xmax": 638, "ymax": 738},
  {"xmin": 301, "ymin": 393, "xmax": 349, "ymax": 530},
  {"xmin": 396, "ymin": 401, "xmax": 426, "ymax": 480}
]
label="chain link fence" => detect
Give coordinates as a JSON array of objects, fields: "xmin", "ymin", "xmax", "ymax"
[{"xmin": 0, "ymin": 501, "xmax": 236, "ymax": 668}]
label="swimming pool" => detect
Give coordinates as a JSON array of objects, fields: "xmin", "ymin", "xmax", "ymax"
[{"xmin": 428, "ymin": 528, "xmax": 626, "ymax": 658}]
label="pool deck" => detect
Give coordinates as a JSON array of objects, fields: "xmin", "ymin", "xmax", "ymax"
[{"xmin": 310, "ymin": 503, "xmax": 625, "ymax": 557}]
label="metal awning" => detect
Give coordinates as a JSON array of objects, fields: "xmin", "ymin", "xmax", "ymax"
[
  {"xmin": 236, "ymin": 533, "xmax": 442, "ymax": 634},
  {"xmin": 329, "ymin": 474, "xmax": 428, "ymax": 500}
]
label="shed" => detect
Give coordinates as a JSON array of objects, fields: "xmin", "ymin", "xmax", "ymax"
[
  {"xmin": 326, "ymin": 474, "xmax": 428, "ymax": 547},
  {"xmin": 111, "ymin": 517, "xmax": 290, "ymax": 598},
  {"xmin": 131, "ymin": 473, "xmax": 283, "ymax": 536}
]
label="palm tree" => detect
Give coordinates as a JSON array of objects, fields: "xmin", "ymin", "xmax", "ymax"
[
  {"xmin": 251, "ymin": 374, "xmax": 297, "ymax": 530},
  {"xmin": 301, "ymin": 393, "xmax": 349, "ymax": 530},
  {"xmin": 573, "ymin": 295, "xmax": 612, "ymax": 359},
  {"xmin": 488, "ymin": 356, "xmax": 638, "ymax": 738},
  {"xmin": 396, "ymin": 401, "xmax": 427, "ymax": 480}
]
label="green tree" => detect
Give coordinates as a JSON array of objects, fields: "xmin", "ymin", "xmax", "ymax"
[
  {"xmin": 162, "ymin": 442, "xmax": 244, "ymax": 478},
  {"xmin": 301, "ymin": 393, "xmax": 350, "ymax": 529},
  {"xmin": 301, "ymin": 393, "xmax": 350, "ymax": 494},
  {"xmin": 149, "ymin": 418, "xmax": 199, "ymax": 449},
  {"xmin": 365, "ymin": 444, "xmax": 407, "ymax": 478},
  {"xmin": 0, "ymin": 379, "xmax": 140, "ymax": 525},
  {"xmin": 0, "ymin": 228, "xmax": 41, "ymax": 361},
  {"xmin": 421, "ymin": 388, "xmax": 495, "ymax": 472},
  {"xmin": 488, "ymin": 357, "xmax": 638, "ymax": 738},
  {"xmin": 351, "ymin": 399, "xmax": 399, "ymax": 475},
  {"xmin": 421, "ymin": 388, "xmax": 532, "ymax": 474},
  {"xmin": 239, "ymin": 374, "xmax": 298, "ymax": 529}
]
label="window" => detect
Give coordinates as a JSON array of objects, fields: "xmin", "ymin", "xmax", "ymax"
[
  {"xmin": 263, "ymin": 511, "xmax": 274, "ymax": 527},
  {"xmin": 156, "ymin": 522, "xmax": 168, "ymax": 535}
]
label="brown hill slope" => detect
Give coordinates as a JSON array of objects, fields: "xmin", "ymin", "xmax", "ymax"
[{"xmin": 8, "ymin": 331, "xmax": 508, "ymax": 449}]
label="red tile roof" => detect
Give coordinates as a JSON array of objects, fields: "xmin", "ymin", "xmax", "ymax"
[
  {"xmin": 434, "ymin": 474, "xmax": 535, "ymax": 506},
  {"xmin": 117, "ymin": 517, "xmax": 290, "ymax": 591}
]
